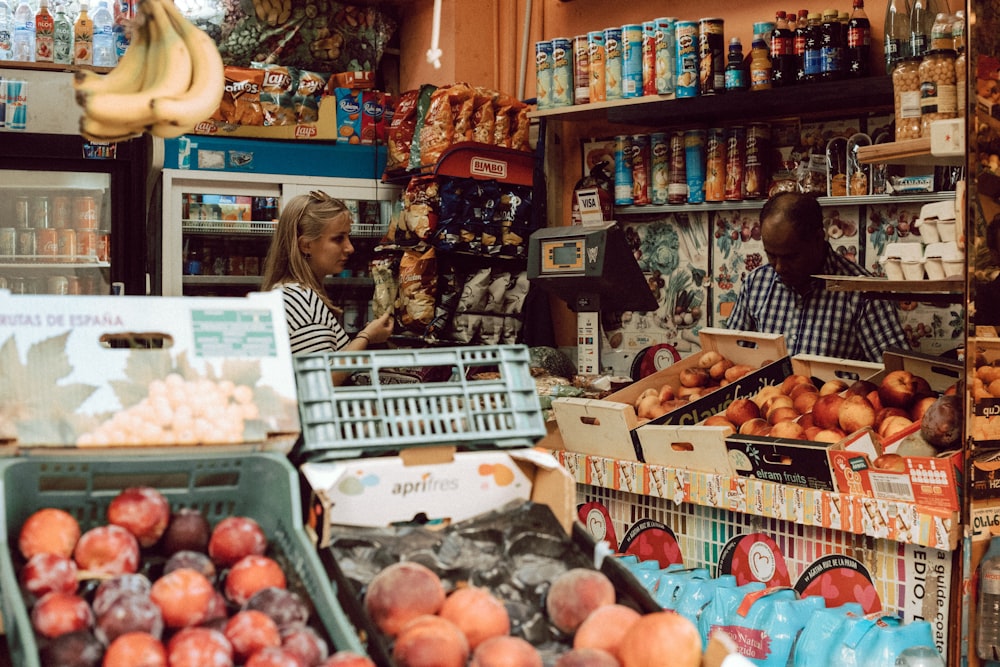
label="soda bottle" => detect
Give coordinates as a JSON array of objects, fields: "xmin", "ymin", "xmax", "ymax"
[
  {"xmin": 12, "ymin": 0, "xmax": 34, "ymax": 62},
  {"xmin": 847, "ymin": 0, "xmax": 871, "ymax": 77},
  {"xmin": 112, "ymin": 0, "xmax": 129, "ymax": 60},
  {"xmin": 91, "ymin": 0, "xmax": 114, "ymax": 66},
  {"xmin": 978, "ymin": 535, "xmax": 1000, "ymax": 660},
  {"xmin": 724, "ymin": 37, "xmax": 747, "ymax": 91},
  {"xmin": 0, "ymin": 0, "xmax": 14, "ymax": 60},
  {"xmin": 771, "ymin": 10, "xmax": 796, "ymax": 87},
  {"xmin": 820, "ymin": 8, "xmax": 845, "ymax": 80},
  {"xmin": 73, "ymin": 0, "xmax": 92, "ymax": 65},
  {"xmin": 793, "ymin": 8, "xmax": 809, "ymax": 82},
  {"xmin": 52, "ymin": 0, "xmax": 71, "ymax": 64},
  {"xmin": 803, "ymin": 12, "xmax": 823, "ymax": 82},
  {"xmin": 884, "ymin": 0, "xmax": 911, "ymax": 71},
  {"xmin": 34, "ymin": 0, "xmax": 53, "ymax": 62}
]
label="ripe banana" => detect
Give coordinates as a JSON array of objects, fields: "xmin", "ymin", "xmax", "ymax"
[
  {"xmin": 79, "ymin": 115, "xmax": 146, "ymax": 143},
  {"xmin": 73, "ymin": 17, "xmax": 151, "ymax": 97},
  {"xmin": 148, "ymin": 0, "xmax": 224, "ymax": 137},
  {"xmin": 76, "ymin": 0, "xmax": 192, "ymax": 128}
]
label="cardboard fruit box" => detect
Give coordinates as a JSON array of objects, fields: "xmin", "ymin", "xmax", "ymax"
[
  {"xmin": 0, "ymin": 290, "xmax": 301, "ymax": 454},
  {"xmin": 547, "ymin": 328, "xmax": 789, "ymax": 464}
]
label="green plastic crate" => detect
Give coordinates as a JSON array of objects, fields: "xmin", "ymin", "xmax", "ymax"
[
  {"xmin": 293, "ymin": 344, "xmax": 547, "ymax": 460},
  {"xmin": 0, "ymin": 452, "xmax": 365, "ymax": 666}
]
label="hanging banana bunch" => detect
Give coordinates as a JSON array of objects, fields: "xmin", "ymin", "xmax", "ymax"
[{"xmin": 73, "ymin": 0, "xmax": 225, "ymax": 143}]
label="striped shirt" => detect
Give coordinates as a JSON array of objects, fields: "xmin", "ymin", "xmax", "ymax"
[
  {"xmin": 724, "ymin": 246, "xmax": 910, "ymax": 362},
  {"xmin": 280, "ymin": 283, "xmax": 350, "ymax": 354}
]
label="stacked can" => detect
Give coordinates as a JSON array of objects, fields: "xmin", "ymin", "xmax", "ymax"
[
  {"xmin": 588, "ymin": 31, "xmax": 607, "ymax": 103},
  {"xmin": 704, "ymin": 127, "xmax": 726, "ymax": 202},
  {"xmin": 698, "ymin": 18, "xmax": 725, "ymax": 96},
  {"xmin": 685, "ymin": 129, "xmax": 707, "ymax": 204},
  {"xmin": 573, "ymin": 35, "xmax": 590, "ymax": 104},
  {"xmin": 621, "ymin": 24, "xmax": 644, "ymax": 99},
  {"xmin": 675, "ymin": 21, "xmax": 699, "ymax": 98},
  {"xmin": 642, "ymin": 21, "xmax": 657, "ymax": 96},
  {"xmin": 631, "ymin": 134, "xmax": 651, "ymax": 206},
  {"xmin": 614, "ymin": 135, "xmax": 634, "ymax": 206},
  {"xmin": 744, "ymin": 122, "xmax": 772, "ymax": 200},
  {"xmin": 604, "ymin": 27, "xmax": 623, "ymax": 101},
  {"xmin": 534, "ymin": 40, "xmax": 553, "ymax": 109},
  {"xmin": 724, "ymin": 126, "xmax": 747, "ymax": 201},
  {"xmin": 551, "ymin": 38, "xmax": 574, "ymax": 107},
  {"xmin": 74, "ymin": 195, "xmax": 99, "ymax": 259},
  {"xmin": 654, "ymin": 17, "xmax": 677, "ymax": 95},
  {"xmin": 667, "ymin": 132, "xmax": 688, "ymax": 204},
  {"xmin": 650, "ymin": 132, "xmax": 670, "ymax": 205}
]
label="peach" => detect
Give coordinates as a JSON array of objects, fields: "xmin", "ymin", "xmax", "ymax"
[
  {"xmin": 679, "ymin": 367, "xmax": 710, "ymax": 388},
  {"xmin": 797, "ymin": 412, "xmax": 815, "ymax": 430},
  {"xmin": 811, "ymin": 393, "xmax": 846, "ymax": 430},
  {"xmin": 838, "ymin": 394, "xmax": 877, "ymax": 433},
  {"xmin": 878, "ymin": 415, "xmax": 915, "ymax": 440},
  {"xmin": 725, "ymin": 398, "xmax": 761, "ymax": 427},
  {"xmin": 709, "ymin": 358, "xmax": 735, "ymax": 381},
  {"xmin": 874, "ymin": 407, "xmax": 910, "ymax": 430},
  {"xmin": 846, "ymin": 379, "xmax": 878, "ymax": 397},
  {"xmin": 698, "ymin": 351, "xmax": 723, "ymax": 368},
  {"xmin": 866, "ymin": 390, "xmax": 883, "ymax": 412},
  {"xmin": 725, "ymin": 364, "xmax": 754, "ymax": 383},
  {"xmin": 545, "ymin": 568, "xmax": 616, "ymax": 635},
  {"xmin": 913, "ymin": 374, "xmax": 934, "ymax": 396},
  {"xmin": 18, "ymin": 508, "xmax": 81, "ymax": 560},
  {"xmin": 469, "ymin": 635, "xmax": 543, "ymax": 667},
  {"xmin": 767, "ymin": 407, "xmax": 800, "ymax": 425},
  {"xmin": 752, "ymin": 385, "xmax": 784, "ymax": 409},
  {"xmin": 781, "ymin": 374, "xmax": 813, "ymax": 395},
  {"xmin": 573, "ymin": 603, "xmax": 641, "ymax": 658},
  {"xmin": 392, "ymin": 615, "xmax": 471, "ymax": 667},
  {"xmin": 769, "ymin": 421, "xmax": 805, "ymax": 439},
  {"xmin": 802, "ymin": 426, "xmax": 823, "ymax": 440},
  {"xmin": 793, "ymin": 391, "xmax": 820, "ymax": 414},
  {"xmin": 762, "ymin": 394, "xmax": 794, "ymax": 416},
  {"xmin": 788, "ymin": 382, "xmax": 819, "ymax": 400},
  {"xmin": 819, "ymin": 379, "xmax": 848, "ymax": 396},
  {"xmin": 618, "ymin": 611, "xmax": 701, "ymax": 667},
  {"xmin": 878, "ymin": 370, "xmax": 919, "ymax": 409},
  {"xmin": 364, "ymin": 562, "xmax": 446, "ymax": 637},
  {"xmin": 739, "ymin": 418, "xmax": 771, "ymax": 436},
  {"xmin": 910, "ymin": 394, "xmax": 939, "ymax": 422},
  {"xmin": 702, "ymin": 415, "xmax": 736, "ymax": 436},
  {"xmin": 812, "ymin": 428, "xmax": 847, "ymax": 443},
  {"xmin": 556, "ymin": 648, "xmax": 622, "ymax": 667},
  {"xmin": 438, "ymin": 586, "xmax": 510, "ymax": 650}
]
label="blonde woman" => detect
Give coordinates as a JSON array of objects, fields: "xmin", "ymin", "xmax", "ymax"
[{"xmin": 261, "ymin": 191, "xmax": 393, "ymax": 369}]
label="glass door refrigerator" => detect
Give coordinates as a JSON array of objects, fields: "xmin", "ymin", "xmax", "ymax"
[{"xmin": 157, "ymin": 135, "xmax": 399, "ymax": 334}]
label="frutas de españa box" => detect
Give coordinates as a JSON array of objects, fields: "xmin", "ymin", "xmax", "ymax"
[{"xmin": 0, "ymin": 290, "xmax": 300, "ymax": 453}]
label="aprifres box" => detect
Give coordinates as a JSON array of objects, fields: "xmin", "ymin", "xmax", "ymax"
[{"xmin": 0, "ymin": 290, "xmax": 300, "ymax": 453}]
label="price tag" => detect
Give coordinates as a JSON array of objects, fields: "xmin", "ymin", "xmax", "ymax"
[{"xmin": 575, "ymin": 187, "xmax": 604, "ymax": 225}]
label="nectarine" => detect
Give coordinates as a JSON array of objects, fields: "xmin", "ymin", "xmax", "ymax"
[
  {"xmin": 617, "ymin": 612, "xmax": 701, "ymax": 667},
  {"xmin": 878, "ymin": 370, "xmax": 919, "ymax": 409},
  {"xmin": 725, "ymin": 399, "xmax": 761, "ymax": 427},
  {"xmin": 545, "ymin": 569, "xmax": 615, "ymax": 635},
  {"xmin": 838, "ymin": 394, "xmax": 877, "ymax": 433},
  {"xmin": 811, "ymin": 393, "xmax": 845, "ymax": 430}
]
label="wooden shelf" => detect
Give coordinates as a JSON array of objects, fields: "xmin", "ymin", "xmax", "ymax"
[
  {"xmin": 814, "ymin": 274, "xmax": 965, "ymax": 305},
  {"xmin": 856, "ymin": 137, "xmax": 965, "ymax": 167},
  {"xmin": 615, "ymin": 191, "xmax": 957, "ymax": 216},
  {"xmin": 551, "ymin": 450, "xmax": 960, "ymax": 550}
]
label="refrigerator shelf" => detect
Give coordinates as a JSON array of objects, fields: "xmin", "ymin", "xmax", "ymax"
[
  {"xmin": 183, "ymin": 219, "xmax": 277, "ymax": 235},
  {"xmin": 0, "ymin": 258, "xmax": 109, "ymax": 268}
]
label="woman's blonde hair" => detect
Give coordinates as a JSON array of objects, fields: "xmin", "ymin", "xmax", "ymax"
[{"xmin": 261, "ymin": 190, "xmax": 352, "ymax": 313}]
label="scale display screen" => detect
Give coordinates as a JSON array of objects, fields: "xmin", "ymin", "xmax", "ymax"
[{"xmin": 540, "ymin": 239, "xmax": 585, "ymax": 273}]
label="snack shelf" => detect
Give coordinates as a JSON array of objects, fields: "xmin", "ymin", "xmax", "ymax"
[
  {"xmin": 382, "ymin": 144, "xmax": 536, "ymax": 186},
  {"xmin": 615, "ymin": 191, "xmax": 957, "ymax": 216},
  {"xmin": 550, "ymin": 450, "xmax": 960, "ymax": 551},
  {"xmin": 182, "ymin": 220, "xmax": 276, "ymax": 235},
  {"xmin": 856, "ymin": 137, "xmax": 966, "ymax": 167},
  {"xmin": 0, "ymin": 258, "xmax": 109, "ymax": 268}
]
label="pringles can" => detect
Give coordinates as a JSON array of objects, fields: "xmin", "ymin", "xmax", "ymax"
[
  {"xmin": 642, "ymin": 21, "xmax": 657, "ymax": 96},
  {"xmin": 675, "ymin": 20, "xmax": 699, "ymax": 98},
  {"xmin": 551, "ymin": 37, "xmax": 573, "ymax": 107},
  {"xmin": 685, "ymin": 129, "xmax": 707, "ymax": 204},
  {"xmin": 603, "ymin": 27, "xmax": 623, "ymax": 100},
  {"xmin": 745, "ymin": 122, "xmax": 772, "ymax": 200},
  {"xmin": 614, "ymin": 134, "xmax": 634, "ymax": 206},
  {"xmin": 631, "ymin": 133, "xmax": 651, "ymax": 206},
  {"xmin": 725, "ymin": 125, "xmax": 747, "ymax": 201},
  {"xmin": 668, "ymin": 131, "xmax": 688, "ymax": 204},
  {"xmin": 621, "ymin": 23, "xmax": 644, "ymax": 99},
  {"xmin": 698, "ymin": 18, "xmax": 725, "ymax": 96},
  {"xmin": 588, "ymin": 31, "xmax": 607, "ymax": 103},
  {"xmin": 534, "ymin": 40, "xmax": 553, "ymax": 109},
  {"xmin": 573, "ymin": 35, "xmax": 590, "ymax": 104},
  {"xmin": 654, "ymin": 17, "xmax": 677, "ymax": 95},
  {"xmin": 650, "ymin": 132, "xmax": 670, "ymax": 205},
  {"xmin": 704, "ymin": 127, "xmax": 727, "ymax": 202}
]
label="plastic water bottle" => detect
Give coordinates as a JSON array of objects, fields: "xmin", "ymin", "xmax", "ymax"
[
  {"xmin": 111, "ymin": 0, "xmax": 130, "ymax": 61},
  {"xmin": 52, "ymin": 0, "xmax": 71, "ymax": 64},
  {"xmin": 0, "ymin": 0, "xmax": 15, "ymax": 61},
  {"xmin": 978, "ymin": 535, "xmax": 1000, "ymax": 660},
  {"xmin": 91, "ymin": 0, "xmax": 114, "ymax": 66},
  {"xmin": 12, "ymin": 0, "xmax": 34, "ymax": 63},
  {"xmin": 895, "ymin": 646, "xmax": 945, "ymax": 667}
]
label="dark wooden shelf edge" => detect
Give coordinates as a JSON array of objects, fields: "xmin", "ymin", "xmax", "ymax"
[{"xmin": 606, "ymin": 76, "xmax": 893, "ymax": 126}]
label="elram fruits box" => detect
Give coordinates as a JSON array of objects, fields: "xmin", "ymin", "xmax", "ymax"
[
  {"xmin": 547, "ymin": 328, "xmax": 789, "ymax": 463},
  {"xmin": 0, "ymin": 290, "xmax": 300, "ymax": 453},
  {"xmin": 725, "ymin": 433, "xmax": 838, "ymax": 491}
]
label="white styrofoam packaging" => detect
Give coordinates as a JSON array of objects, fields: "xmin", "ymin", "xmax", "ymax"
[{"xmin": 0, "ymin": 290, "xmax": 301, "ymax": 452}]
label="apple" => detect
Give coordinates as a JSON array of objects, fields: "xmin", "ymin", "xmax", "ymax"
[
  {"xmin": 878, "ymin": 370, "xmax": 919, "ymax": 409},
  {"xmin": 819, "ymin": 379, "xmax": 849, "ymax": 396},
  {"xmin": 846, "ymin": 379, "xmax": 878, "ymax": 397},
  {"xmin": 866, "ymin": 390, "xmax": 883, "ymax": 412},
  {"xmin": 878, "ymin": 415, "xmax": 914, "ymax": 440},
  {"xmin": 811, "ymin": 393, "xmax": 846, "ymax": 430},
  {"xmin": 781, "ymin": 374, "xmax": 814, "ymax": 395},
  {"xmin": 913, "ymin": 374, "xmax": 933, "ymax": 396},
  {"xmin": 768, "ymin": 406, "xmax": 800, "ymax": 425},
  {"xmin": 812, "ymin": 427, "xmax": 846, "ymax": 443},
  {"xmin": 769, "ymin": 421, "xmax": 805, "ymax": 439},
  {"xmin": 738, "ymin": 418, "xmax": 770, "ymax": 436},
  {"xmin": 910, "ymin": 394, "xmax": 938, "ymax": 422},
  {"xmin": 873, "ymin": 407, "xmax": 909, "ymax": 430},
  {"xmin": 698, "ymin": 351, "xmax": 723, "ymax": 368},
  {"xmin": 838, "ymin": 394, "xmax": 877, "ymax": 433},
  {"xmin": 726, "ymin": 398, "xmax": 761, "ymax": 427},
  {"xmin": 793, "ymin": 391, "xmax": 820, "ymax": 414}
]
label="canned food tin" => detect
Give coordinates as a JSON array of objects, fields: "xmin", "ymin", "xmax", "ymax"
[
  {"xmin": 668, "ymin": 131, "xmax": 688, "ymax": 204},
  {"xmin": 57, "ymin": 228, "xmax": 76, "ymax": 259},
  {"xmin": 744, "ymin": 122, "xmax": 772, "ymax": 200},
  {"xmin": 0, "ymin": 227, "xmax": 15, "ymax": 256},
  {"xmin": 77, "ymin": 230, "xmax": 98, "ymax": 258},
  {"xmin": 603, "ymin": 27, "xmax": 623, "ymax": 101},
  {"xmin": 621, "ymin": 24, "xmax": 644, "ymax": 99},
  {"xmin": 573, "ymin": 35, "xmax": 590, "ymax": 104},
  {"xmin": 67, "ymin": 275, "xmax": 81, "ymax": 295},
  {"xmin": 587, "ymin": 31, "xmax": 607, "ymax": 103},
  {"xmin": 654, "ymin": 17, "xmax": 677, "ymax": 95},
  {"xmin": 97, "ymin": 232, "xmax": 110, "ymax": 262},
  {"xmin": 704, "ymin": 127, "xmax": 727, "ymax": 202},
  {"xmin": 685, "ymin": 129, "xmax": 707, "ymax": 204},
  {"xmin": 10, "ymin": 277, "xmax": 27, "ymax": 294},
  {"xmin": 52, "ymin": 195, "xmax": 72, "ymax": 228},
  {"xmin": 0, "ymin": 276, "xmax": 6, "ymax": 290},
  {"xmin": 675, "ymin": 21, "xmax": 699, "ymax": 98},
  {"xmin": 16, "ymin": 228, "xmax": 35, "ymax": 256},
  {"xmin": 631, "ymin": 133, "xmax": 651, "ymax": 206},
  {"xmin": 37, "ymin": 227, "xmax": 58, "ymax": 256},
  {"xmin": 725, "ymin": 126, "xmax": 747, "ymax": 201},
  {"xmin": 244, "ymin": 256, "xmax": 260, "ymax": 276},
  {"xmin": 534, "ymin": 40, "xmax": 553, "ymax": 109},
  {"xmin": 47, "ymin": 275, "xmax": 69, "ymax": 295},
  {"xmin": 642, "ymin": 21, "xmax": 657, "ymax": 96},
  {"xmin": 614, "ymin": 134, "xmax": 634, "ymax": 206},
  {"xmin": 74, "ymin": 196, "xmax": 99, "ymax": 230},
  {"xmin": 650, "ymin": 132, "xmax": 670, "ymax": 205},
  {"xmin": 698, "ymin": 18, "xmax": 725, "ymax": 96},
  {"xmin": 227, "ymin": 255, "xmax": 245, "ymax": 276},
  {"xmin": 14, "ymin": 196, "xmax": 30, "ymax": 229},
  {"xmin": 32, "ymin": 196, "xmax": 50, "ymax": 229},
  {"xmin": 551, "ymin": 37, "xmax": 574, "ymax": 107}
]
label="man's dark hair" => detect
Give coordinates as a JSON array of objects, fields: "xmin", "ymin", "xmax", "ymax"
[{"xmin": 759, "ymin": 192, "xmax": 824, "ymax": 238}]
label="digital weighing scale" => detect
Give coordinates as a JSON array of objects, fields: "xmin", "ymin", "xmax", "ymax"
[{"xmin": 527, "ymin": 222, "xmax": 658, "ymax": 375}]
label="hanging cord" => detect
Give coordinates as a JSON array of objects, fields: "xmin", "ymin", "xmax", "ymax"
[{"xmin": 426, "ymin": 0, "xmax": 442, "ymax": 69}]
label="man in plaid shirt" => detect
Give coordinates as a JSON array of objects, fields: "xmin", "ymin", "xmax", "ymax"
[{"xmin": 725, "ymin": 192, "xmax": 909, "ymax": 363}]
